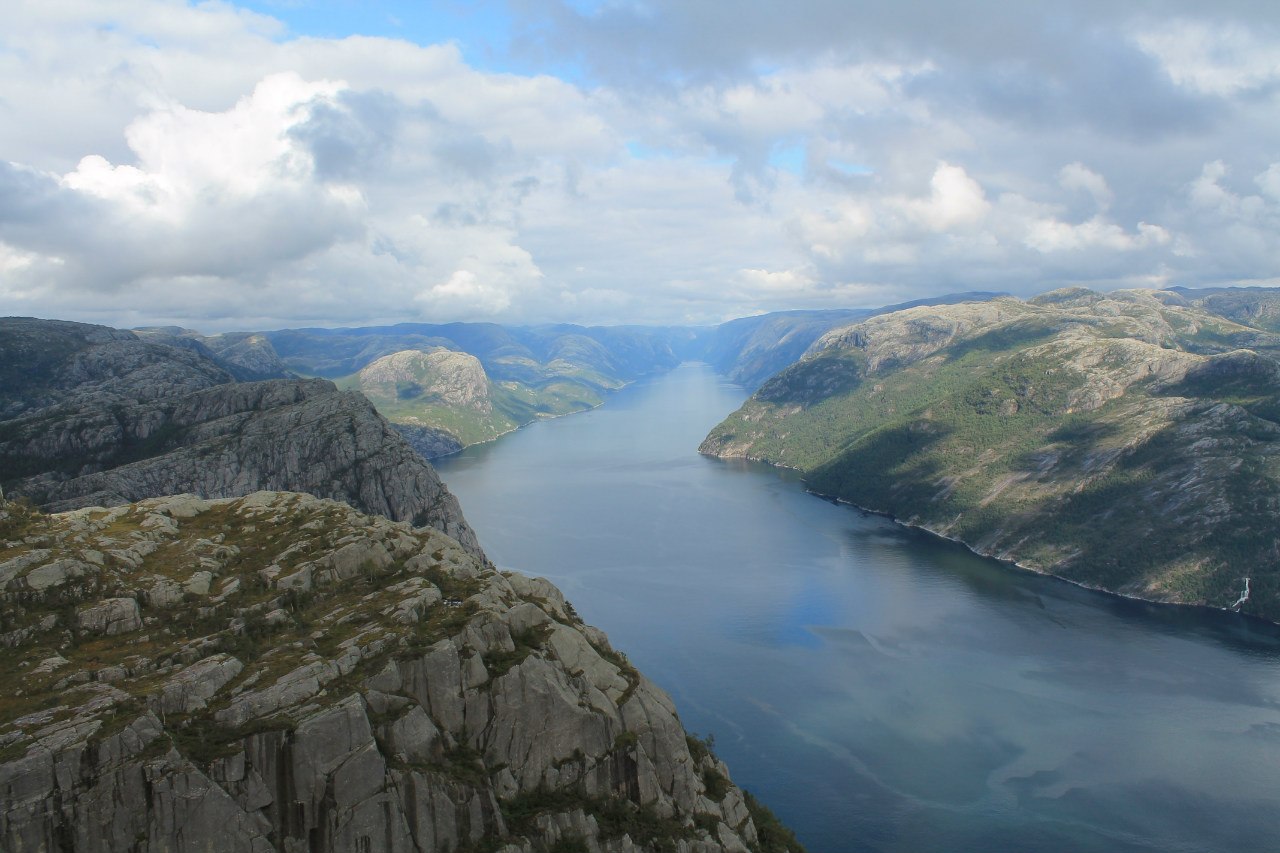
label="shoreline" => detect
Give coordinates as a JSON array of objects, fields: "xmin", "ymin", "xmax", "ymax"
[
  {"xmin": 812, "ymin": 486, "xmax": 1274, "ymax": 625},
  {"xmin": 417, "ymin": 378, "xmax": 644, "ymax": 461},
  {"xmin": 707, "ymin": 449, "xmax": 1273, "ymax": 627}
]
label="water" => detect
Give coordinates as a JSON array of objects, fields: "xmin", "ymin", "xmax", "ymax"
[{"xmin": 434, "ymin": 363, "xmax": 1280, "ymax": 853}]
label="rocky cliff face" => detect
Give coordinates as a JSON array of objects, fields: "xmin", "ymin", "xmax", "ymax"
[
  {"xmin": 0, "ymin": 491, "xmax": 797, "ymax": 853},
  {"xmin": 701, "ymin": 289, "xmax": 1280, "ymax": 621},
  {"xmin": 0, "ymin": 318, "xmax": 480, "ymax": 559}
]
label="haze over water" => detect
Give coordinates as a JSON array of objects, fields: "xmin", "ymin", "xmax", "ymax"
[{"xmin": 435, "ymin": 363, "xmax": 1280, "ymax": 853}]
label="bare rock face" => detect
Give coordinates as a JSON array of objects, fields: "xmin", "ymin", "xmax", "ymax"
[
  {"xmin": 0, "ymin": 318, "xmax": 481, "ymax": 559},
  {"xmin": 0, "ymin": 492, "xmax": 797, "ymax": 853},
  {"xmin": 392, "ymin": 424, "xmax": 465, "ymax": 461},
  {"xmin": 75, "ymin": 597, "xmax": 142, "ymax": 636}
]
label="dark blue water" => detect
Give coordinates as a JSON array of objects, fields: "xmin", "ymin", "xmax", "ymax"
[{"xmin": 435, "ymin": 363, "xmax": 1280, "ymax": 853}]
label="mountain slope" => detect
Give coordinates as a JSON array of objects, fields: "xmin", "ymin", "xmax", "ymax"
[
  {"xmin": 133, "ymin": 326, "xmax": 293, "ymax": 382},
  {"xmin": 338, "ymin": 347, "xmax": 615, "ymax": 453},
  {"xmin": 0, "ymin": 318, "xmax": 480, "ymax": 557},
  {"xmin": 268, "ymin": 323, "xmax": 691, "ymax": 454},
  {"xmin": 699, "ymin": 293, "xmax": 1005, "ymax": 390},
  {"xmin": 701, "ymin": 289, "xmax": 1280, "ymax": 621},
  {"xmin": 1168, "ymin": 285, "xmax": 1280, "ymax": 335},
  {"xmin": 0, "ymin": 491, "xmax": 800, "ymax": 853}
]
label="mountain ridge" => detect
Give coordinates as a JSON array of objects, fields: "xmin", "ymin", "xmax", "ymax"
[
  {"xmin": 0, "ymin": 318, "xmax": 481, "ymax": 558},
  {"xmin": 701, "ymin": 287, "xmax": 1280, "ymax": 622}
]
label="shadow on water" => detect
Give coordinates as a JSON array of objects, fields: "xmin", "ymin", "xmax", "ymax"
[
  {"xmin": 436, "ymin": 363, "xmax": 1280, "ymax": 853},
  {"xmin": 853, "ymin": 518, "xmax": 1280, "ymax": 657}
]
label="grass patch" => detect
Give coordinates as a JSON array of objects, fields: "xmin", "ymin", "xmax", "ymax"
[
  {"xmin": 485, "ymin": 623, "xmax": 553, "ymax": 677},
  {"xmin": 744, "ymin": 790, "xmax": 807, "ymax": 853}
]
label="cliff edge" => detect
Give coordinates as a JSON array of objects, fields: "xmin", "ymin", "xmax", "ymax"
[{"xmin": 0, "ymin": 491, "xmax": 798, "ymax": 853}]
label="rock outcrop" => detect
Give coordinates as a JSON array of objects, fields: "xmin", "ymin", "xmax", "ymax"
[
  {"xmin": 357, "ymin": 349, "xmax": 495, "ymax": 415},
  {"xmin": 0, "ymin": 318, "xmax": 481, "ymax": 559},
  {"xmin": 0, "ymin": 492, "xmax": 797, "ymax": 853},
  {"xmin": 392, "ymin": 424, "xmax": 465, "ymax": 461},
  {"xmin": 346, "ymin": 349, "xmax": 512, "ymax": 448},
  {"xmin": 701, "ymin": 288, "xmax": 1280, "ymax": 621}
]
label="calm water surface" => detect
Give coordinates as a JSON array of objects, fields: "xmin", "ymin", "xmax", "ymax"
[{"xmin": 435, "ymin": 363, "xmax": 1280, "ymax": 853}]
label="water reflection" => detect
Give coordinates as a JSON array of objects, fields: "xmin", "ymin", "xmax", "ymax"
[{"xmin": 436, "ymin": 363, "xmax": 1280, "ymax": 853}]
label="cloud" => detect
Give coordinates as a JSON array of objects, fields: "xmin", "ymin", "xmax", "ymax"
[
  {"xmin": 1137, "ymin": 19, "xmax": 1280, "ymax": 96},
  {"xmin": 1059, "ymin": 163, "xmax": 1114, "ymax": 211},
  {"xmin": 1, "ymin": 0, "xmax": 1279, "ymax": 329},
  {"xmin": 1, "ymin": 72, "xmax": 366, "ymax": 296}
]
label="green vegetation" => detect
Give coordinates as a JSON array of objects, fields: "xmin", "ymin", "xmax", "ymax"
[
  {"xmin": 702, "ymin": 290, "xmax": 1280, "ymax": 621},
  {"xmin": 501, "ymin": 787, "xmax": 697, "ymax": 851},
  {"xmin": 484, "ymin": 622, "xmax": 553, "ymax": 677},
  {"xmin": 335, "ymin": 349, "xmax": 615, "ymax": 450},
  {"xmin": 744, "ymin": 791, "xmax": 808, "ymax": 853},
  {"xmin": 590, "ymin": 641, "xmax": 641, "ymax": 705}
]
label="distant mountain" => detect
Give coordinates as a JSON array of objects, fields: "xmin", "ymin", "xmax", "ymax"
[
  {"xmin": 700, "ymin": 293, "xmax": 1005, "ymax": 389},
  {"xmin": 701, "ymin": 288, "xmax": 1280, "ymax": 622},
  {"xmin": 133, "ymin": 326, "xmax": 293, "ymax": 382},
  {"xmin": 265, "ymin": 322, "xmax": 694, "ymax": 455},
  {"xmin": 1166, "ymin": 285, "xmax": 1280, "ymax": 334},
  {"xmin": 265, "ymin": 322, "xmax": 694, "ymax": 381},
  {"xmin": 0, "ymin": 318, "xmax": 480, "ymax": 556}
]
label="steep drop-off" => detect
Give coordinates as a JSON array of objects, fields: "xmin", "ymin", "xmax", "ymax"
[
  {"xmin": 0, "ymin": 491, "xmax": 800, "ymax": 853},
  {"xmin": 0, "ymin": 319, "xmax": 479, "ymax": 558},
  {"xmin": 701, "ymin": 288, "xmax": 1280, "ymax": 621}
]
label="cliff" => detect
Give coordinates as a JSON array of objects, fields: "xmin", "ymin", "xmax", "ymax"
[
  {"xmin": 0, "ymin": 318, "xmax": 480, "ymax": 559},
  {"xmin": 701, "ymin": 288, "xmax": 1280, "ymax": 621},
  {"xmin": 0, "ymin": 491, "xmax": 798, "ymax": 853}
]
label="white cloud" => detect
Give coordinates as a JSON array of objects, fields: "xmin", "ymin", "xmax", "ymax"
[
  {"xmin": 1136, "ymin": 20, "xmax": 1280, "ymax": 96},
  {"xmin": 1, "ymin": 1, "xmax": 1280, "ymax": 329},
  {"xmin": 901, "ymin": 163, "xmax": 990, "ymax": 231},
  {"xmin": 1024, "ymin": 217, "xmax": 1170, "ymax": 254},
  {"xmin": 1059, "ymin": 162, "xmax": 1114, "ymax": 211},
  {"xmin": 1258, "ymin": 163, "xmax": 1280, "ymax": 200}
]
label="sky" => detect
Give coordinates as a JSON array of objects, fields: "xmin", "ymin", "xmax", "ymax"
[{"xmin": 2, "ymin": 1, "xmax": 1280, "ymax": 331}]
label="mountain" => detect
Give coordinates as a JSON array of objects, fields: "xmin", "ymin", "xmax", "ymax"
[
  {"xmin": 700, "ymin": 293, "xmax": 1004, "ymax": 390},
  {"xmin": 701, "ymin": 288, "xmax": 1280, "ymax": 622},
  {"xmin": 336, "ymin": 346, "xmax": 618, "ymax": 453},
  {"xmin": 0, "ymin": 318, "xmax": 480, "ymax": 557},
  {"xmin": 264, "ymin": 322, "xmax": 695, "ymax": 383},
  {"xmin": 0, "ymin": 490, "xmax": 801, "ymax": 853},
  {"xmin": 702, "ymin": 310, "xmax": 872, "ymax": 390},
  {"xmin": 133, "ymin": 326, "xmax": 293, "ymax": 382},
  {"xmin": 1167, "ymin": 285, "xmax": 1280, "ymax": 334},
  {"xmin": 266, "ymin": 323, "xmax": 695, "ymax": 455}
]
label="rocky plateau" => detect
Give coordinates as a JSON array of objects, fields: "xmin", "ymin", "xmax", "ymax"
[{"xmin": 0, "ymin": 490, "xmax": 797, "ymax": 853}]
